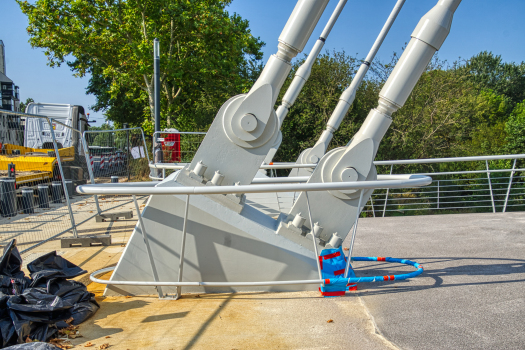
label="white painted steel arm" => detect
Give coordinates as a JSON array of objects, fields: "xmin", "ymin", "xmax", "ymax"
[
  {"xmin": 276, "ymin": 0, "xmax": 348, "ymax": 125},
  {"xmin": 76, "ymin": 175, "xmax": 431, "ymax": 196},
  {"xmin": 308, "ymin": 0, "xmax": 406, "ymax": 161}
]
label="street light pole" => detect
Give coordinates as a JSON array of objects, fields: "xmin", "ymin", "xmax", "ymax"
[{"xmin": 153, "ymin": 38, "xmax": 163, "ymax": 177}]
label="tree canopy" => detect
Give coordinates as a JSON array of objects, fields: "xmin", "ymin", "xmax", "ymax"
[
  {"xmin": 18, "ymin": 0, "xmax": 264, "ymax": 131},
  {"xmin": 276, "ymin": 50, "xmax": 525, "ymax": 165}
]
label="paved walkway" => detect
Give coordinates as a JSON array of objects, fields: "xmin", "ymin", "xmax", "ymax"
[
  {"xmin": 349, "ymin": 211, "xmax": 525, "ymax": 350},
  {"xmin": 15, "ymin": 211, "xmax": 525, "ymax": 349}
]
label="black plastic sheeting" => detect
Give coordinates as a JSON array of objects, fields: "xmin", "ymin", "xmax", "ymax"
[
  {"xmin": 0, "ymin": 240, "xmax": 99, "ymax": 348},
  {"xmin": 4, "ymin": 343, "xmax": 61, "ymax": 350}
]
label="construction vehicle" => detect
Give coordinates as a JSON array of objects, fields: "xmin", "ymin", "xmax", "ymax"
[{"xmin": 0, "ymin": 103, "xmax": 89, "ymax": 188}]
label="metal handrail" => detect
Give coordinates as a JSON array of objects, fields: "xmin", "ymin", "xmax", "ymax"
[
  {"xmin": 374, "ymin": 154, "xmax": 525, "ymax": 165},
  {"xmin": 76, "ymin": 174, "xmax": 432, "ymax": 196}
]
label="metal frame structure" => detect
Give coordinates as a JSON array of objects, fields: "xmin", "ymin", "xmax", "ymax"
[{"xmin": 78, "ymin": 174, "xmax": 430, "ymax": 298}]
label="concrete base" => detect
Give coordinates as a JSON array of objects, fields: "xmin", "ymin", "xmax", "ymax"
[
  {"xmin": 95, "ymin": 211, "xmax": 133, "ymax": 222},
  {"xmin": 105, "ymin": 173, "xmax": 320, "ymax": 296},
  {"xmin": 61, "ymin": 234, "xmax": 112, "ymax": 248}
]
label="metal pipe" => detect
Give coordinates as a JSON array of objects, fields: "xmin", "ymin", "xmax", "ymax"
[
  {"xmin": 503, "ymin": 159, "xmax": 517, "ymax": 212},
  {"xmin": 81, "ymin": 132, "xmax": 102, "ymax": 215},
  {"xmin": 486, "ymin": 160, "xmax": 496, "ymax": 213},
  {"xmin": 49, "ymin": 118, "xmax": 78, "ymax": 238},
  {"xmin": 91, "ymin": 260, "xmax": 423, "ymax": 287},
  {"xmin": 76, "ymin": 175, "xmax": 432, "ymax": 196},
  {"xmin": 437, "ymin": 180, "xmax": 440, "ymax": 209},
  {"xmin": 374, "ymin": 153, "xmax": 525, "ymax": 165},
  {"xmin": 251, "ymin": 176, "xmax": 310, "ymax": 184},
  {"xmin": 276, "ymin": 0, "xmax": 348, "ymax": 124},
  {"xmin": 133, "ymin": 195, "xmax": 163, "ymax": 298},
  {"xmin": 382, "ymin": 165, "xmax": 393, "ymax": 217},
  {"xmin": 345, "ymin": 190, "xmax": 364, "ymax": 278},
  {"xmin": 312, "ymin": 0, "xmax": 406, "ymax": 158},
  {"xmin": 305, "ymin": 192, "xmax": 323, "ymax": 284},
  {"xmin": 176, "ymin": 195, "xmax": 191, "ymax": 299}
]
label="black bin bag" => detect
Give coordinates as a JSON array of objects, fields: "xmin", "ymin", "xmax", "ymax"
[
  {"xmin": 27, "ymin": 252, "xmax": 87, "ymax": 287},
  {"xmin": 0, "ymin": 240, "xmax": 99, "ymax": 348}
]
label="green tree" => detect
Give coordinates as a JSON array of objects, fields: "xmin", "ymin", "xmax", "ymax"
[
  {"xmin": 276, "ymin": 51, "xmax": 362, "ymax": 162},
  {"xmin": 461, "ymin": 51, "xmax": 525, "ymax": 106},
  {"xmin": 19, "ymin": 97, "xmax": 34, "ymax": 113},
  {"xmin": 505, "ymin": 101, "xmax": 525, "ymax": 154},
  {"xmin": 18, "ymin": 0, "xmax": 264, "ymax": 131}
]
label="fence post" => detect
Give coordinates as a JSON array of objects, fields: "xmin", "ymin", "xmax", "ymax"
[
  {"xmin": 81, "ymin": 132, "xmax": 102, "ymax": 215},
  {"xmin": 369, "ymin": 196, "xmax": 376, "ymax": 217},
  {"xmin": 503, "ymin": 159, "xmax": 517, "ymax": 213},
  {"xmin": 486, "ymin": 160, "xmax": 496, "ymax": 213},
  {"xmin": 48, "ymin": 118, "xmax": 78, "ymax": 238},
  {"xmin": 382, "ymin": 165, "xmax": 393, "ymax": 217},
  {"xmin": 437, "ymin": 180, "xmax": 440, "ymax": 209}
]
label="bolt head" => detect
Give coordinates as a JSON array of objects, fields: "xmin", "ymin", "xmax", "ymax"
[
  {"xmin": 240, "ymin": 113, "xmax": 258, "ymax": 132},
  {"xmin": 340, "ymin": 167, "xmax": 358, "ymax": 182}
]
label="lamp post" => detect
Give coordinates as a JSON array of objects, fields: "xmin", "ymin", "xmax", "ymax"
[{"xmin": 153, "ymin": 38, "xmax": 163, "ymax": 177}]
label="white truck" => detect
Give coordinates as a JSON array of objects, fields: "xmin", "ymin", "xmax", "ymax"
[{"xmin": 24, "ymin": 102, "xmax": 89, "ymax": 149}]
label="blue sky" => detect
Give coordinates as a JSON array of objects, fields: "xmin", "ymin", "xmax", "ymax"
[{"xmin": 2, "ymin": 0, "xmax": 525, "ymax": 125}]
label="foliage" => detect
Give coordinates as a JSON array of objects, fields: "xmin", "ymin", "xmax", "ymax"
[
  {"xmin": 19, "ymin": 97, "xmax": 34, "ymax": 113},
  {"xmin": 276, "ymin": 51, "xmax": 360, "ymax": 162},
  {"xmin": 460, "ymin": 51, "xmax": 525, "ymax": 106},
  {"xmin": 505, "ymin": 101, "xmax": 525, "ymax": 155},
  {"xmin": 276, "ymin": 50, "xmax": 524, "ymax": 172},
  {"xmin": 18, "ymin": 0, "xmax": 264, "ymax": 131}
]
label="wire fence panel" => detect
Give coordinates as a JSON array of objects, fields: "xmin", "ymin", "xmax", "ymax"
[
  {"xmin": 151, "ymin": 131, "xmax": 206, "ymax": 180},
  {"xmin": 153, "ymin": 131, "xmax": 205, "ymax": 164},
  {"xmin": 83, "ymin": 127, "xmax": 152, "ymax": 217},
  {"xmin": 84, "ymin": 127, "xmax": 151, "ymax": 183},
  {"xmin": 363, "ymin": 157, "xmax": 525, "ymax": 217},
  {"xmin": 0, "ymin": 112, "xmax": 83, "ymax": 252}
]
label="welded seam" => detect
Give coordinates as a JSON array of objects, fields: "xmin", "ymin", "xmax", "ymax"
[{"xmin": 357, "ymin": 294, "xmax": 401, "ymax": 350}]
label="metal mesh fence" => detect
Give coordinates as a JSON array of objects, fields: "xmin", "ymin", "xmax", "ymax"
[
  {"xmin": 84, "ymin": 127, "xmax": 151, "ymax": 183},
  {"xmin": 151, "ymin": 131, "xmax": 206, "ymax": 180},
  {"xmin": 83, "ymin": 127, "xmax": 151, "ymax": 219},
  {"xmin": 0, "ymin": 112, "xmax": 84, "ymax": 252},
  {"xmin": 153, "ymin": 131, "xmax": 205, "ymax": 164}
]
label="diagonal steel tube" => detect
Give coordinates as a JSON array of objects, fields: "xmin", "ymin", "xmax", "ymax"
[
  {"xmin": 176, "ymin": 195, "xmax": 191, "ymax": 299},
  {"xmin": 133, "ymin": 195, "xmax": 163, "ymax": 298},
  {"xmin": 345, "ymin": 190, "xmax": 364, "ymax": 278}
]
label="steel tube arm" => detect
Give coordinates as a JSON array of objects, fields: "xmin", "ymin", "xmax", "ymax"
[
  {"xmin": 305, "ymin": 0, "xmax": 406, "ymax": 163},
  {"xmin": 276, "ymin": 0, "xmax": 348, "ymax": 125}
]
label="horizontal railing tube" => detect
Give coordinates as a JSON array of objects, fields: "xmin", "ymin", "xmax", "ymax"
[{"xmin": 76, "ymin": 175, "xmax": 432, "ymax": 196}]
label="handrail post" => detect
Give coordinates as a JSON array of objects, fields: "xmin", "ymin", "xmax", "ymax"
[
  {"xmin": 345, "ymin": 190, "xmax": 364, "ymax": 278},
  {"xmin": 503, "ymin": 159, "xmax": 517, "ymax": 213},
  {"xmin": 486, "ymin": 160, "xmax": 496, "ymax": 213},
  {"xmin": 370, "ymin": 196, "xmax": 376, "ymax": 217},
  {"xmin": 437, "ymin": 180, "xmax": 440, "ymax": 209},
  {"xmin": 133, "ymin": 195, "xmax": 164, "ymax": 298},
  {"xmin": 382, "ymin": 165, "xmax": 393, "ymax": 217},
  {"xmin": 176, "ymin": 194, "xmax": 191, "ymax": 299}
]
